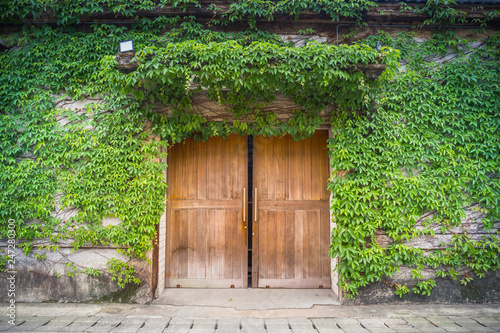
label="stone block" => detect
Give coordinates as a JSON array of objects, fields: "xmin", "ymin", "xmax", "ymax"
[
  {"xmin": 335, "ymin": 318, "xmax": 360, "ymax": 325},
  {"xmin": 85, "ymin": 319, "xmax": 122, "ymax": 332},
  {"xmin": 456, "ymin": 324, "xmax": 497, "ymax": 332},
  {"xmin": 136, "ymin": 318, "xmax": 169, "ymax": 333},
  {"xmin": 36, "ymin": 318, "xmax": 76, "ymax": 331},
  {"xmin": 8, "ymin": 318, "xmax": 50, "ymax": 331},
  {"xmin": 111, "ymin": 318, "xmax": 145, "ymax": 332},
  {"xmin": 164, "ymin": 323, "xmax": 192, "ymax": 333},
  {"xmin": 169, "ymin": 318, "xmax": 193, "ymax": 325},
  {"xmin": 314, "ymin": 329, "xmax": 343, "ymax": 333},
  {"xmin": 336, "ymin": 324, "xmax": 369, "ymax": 333}
]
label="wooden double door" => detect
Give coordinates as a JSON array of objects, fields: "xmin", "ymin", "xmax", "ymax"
[{"xmin": 165, "ymin": 132, "xmax": 331, "ymax": 289}]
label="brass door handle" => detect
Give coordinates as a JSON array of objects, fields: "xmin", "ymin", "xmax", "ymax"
[
  {"xmin": 243, "ymin": 187, "xmax": 246, "ymax": 223},
  {"xmin": 254, "ymin": 188, "xmax": 258, "ymax": 222}
]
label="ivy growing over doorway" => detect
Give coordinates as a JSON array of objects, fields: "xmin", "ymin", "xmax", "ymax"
[
  {"xmin": 0, "ymin": 0, "xmax": 499, "ymax": 298},
  {"xmin": 0, "ymin": 18, "xmax": 396, "ymax": 287}
]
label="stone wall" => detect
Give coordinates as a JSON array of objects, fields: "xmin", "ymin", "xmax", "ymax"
[
  {"xmin": 343, "ymin": 204, "xmax": 500, "ymax": 304},
  {"xmin": 346, "ymin": 270, "xmax": 500, "ymax": 305},
  {"xmin": 0, "ymin": 98, "xmax": 154, "ymax": 304}
]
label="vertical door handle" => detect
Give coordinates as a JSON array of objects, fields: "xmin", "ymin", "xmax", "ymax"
[
  {"xmin": 254, "ymin": 188, "xmax": 258, "ymax": 222},
  {"xmin": 243, "ymin": 187, "xmax": 246, "ymax": 223}
]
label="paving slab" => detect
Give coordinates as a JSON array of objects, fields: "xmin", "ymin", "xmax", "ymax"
[
  {"xmin": 454, "ymin": 324, "xmax": 498, "ymax": 332},
  {"xmin": 336, "ymin": 324, "xmax": 369, "ymax": 333},
  {"xmin": 110, "ymin": 319, "xmax": 144, "ymax": 333},
  {"xmin": 288, "ymin": 318, "xmax": 314, "ymax": 326},
  {"xmin": 241, "ymin": 318, "xmax": 266, "ymax": 333},
  {"xmin": 473, "ymin": 316, "xmax": 500, "ymax": 324},
  {"xmin": 8, "ymin": 318, "xmax": 51, "ymax": 331},
  {"xmin": 216, "ymin": 318, "xmax": 240, "ymax": 330},
  {"xmin": 136, "ymin": 318, "xmax": 170, "ymax": 333},
  {"xmin": 0, "ymin": 321, "xmax": 18, "ymax": 331},
  {"xmin": 1, "ymin": 301, "xmax": 500, "ymax": 333},
  {"xmin": 37, "ymin": 317, "xmax": 77, "ymax": 332},
  {"xmin": 85, "ymin": 318, "xmax": 122, "ymax": 332},
  {"xmin": 164, "ymin": 323, "xmax": 193, "ymax": 333},
  {"xmin": 60, "ymin": 317, "xmax": 102, "ymax": 332}
]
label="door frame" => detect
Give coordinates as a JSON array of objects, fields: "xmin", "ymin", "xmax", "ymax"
[{"xmin": 154, "ymin": 130, "xmax": 341, "ymax": 300}]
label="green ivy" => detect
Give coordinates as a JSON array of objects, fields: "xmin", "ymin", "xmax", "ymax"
[
  {"xmin": 1, "ymin": 2, "xmax": 499, "ymax": 298},
  {"xmin": 2, "ymin": 0, "xmax": 493, "ymax": 28},
  {"xmin": 0, "ymin": 18, "xmax": 395, "ymax": 287},
  {"xmin": 329, "ymin": 31, "xmax": 500, "ymax": 298}
]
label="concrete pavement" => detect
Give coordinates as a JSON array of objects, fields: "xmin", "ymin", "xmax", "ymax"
[{"xmin": 1, "ymin": 289, "xmax": 500, "ymax": 332}]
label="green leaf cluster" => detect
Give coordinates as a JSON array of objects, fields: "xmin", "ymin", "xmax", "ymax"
[{"xmin": 329, "ymin": 31, "xmax": 500, "ymax": 298}]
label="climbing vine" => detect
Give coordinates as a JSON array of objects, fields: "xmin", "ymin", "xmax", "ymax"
[
  {"xmin": 1, "ymin": 0, "xmax": 499, "ymax": 300},
  {"xmin": 0, "ymin": 16, "xmax": 396, "ymax": 288},
  {"xmin": 329, "ymin": 31, "xmax": 500, "ymax": 298}
]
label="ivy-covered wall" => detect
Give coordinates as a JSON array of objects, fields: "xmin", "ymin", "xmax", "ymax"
[{"xmin": 0, "ymin": 0, "xmax": 499, "ymax": 303}]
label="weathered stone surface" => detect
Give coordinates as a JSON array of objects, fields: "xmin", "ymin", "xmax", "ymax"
[
  {"xmin": 345, "ymin": 269, "xmax": 500, "ymax": 305},
  {"xmin": 279, "ymin": 34, "xmax": 327, "ymax": 47},
  {"xmin": 0, "ymin": 245, "xmax": 149, "ymax": 303},
  {"xmin": 116, "ymin": 52, "xmax": 139, "ymax": 74},
  {"xmin": 155, "ymin": 92, "xmax": 333, "ymax": 127}
]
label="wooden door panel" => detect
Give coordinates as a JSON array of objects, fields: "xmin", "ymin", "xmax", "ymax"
[
  {"xmin": 166, "ymin": 135, "xmax": 248, "ymax": 288},
  {"xmin": 254, "ymin": 132, "xmax": 331, "ymax": 288}
]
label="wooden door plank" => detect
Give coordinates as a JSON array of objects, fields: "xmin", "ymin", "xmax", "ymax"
[
  {"xmin": 170, "ymin": 200, "xmax": 241, "ymax": 209},
  {"xmin": 187, "ymin": 209, "xmax": 197, "ymax": 278},
  {"xmin": 321, "ymin": 209, "xmax": 331, "ymax": 280},
  {"xmin": 169, "ymin": 278, "xmax": 245, "ymax": 288},
  {"xmin": 169, "ymin": 145, "xmax": 178, "ymax": 200},
  {"xmin": 180, "ymin": 140, "xmax": 189, "ymax": 199},
  {"xmin": 215, "ymin": 209, "xmax": 226, "ymax": 278},
  {"xmin": 294, "ymin": 209, "xmax": 304, "ymax": 280},
  {"xmin": 291, "ymin": 138, "xmax": 302, "ymax": 201},
  {"xmin": 303, "ymin": 136, "xmax": 312, "ymax": 200},
  {"xmin": 319, "ymin": 131, "xmax": 330, "ymax": 200},
  {"xmin": 206, "ymin": 138, "xmax": 216, "ymax": 200},
  {"xmin": 259, "ymin": 200, "xmax": 329, "ymax": 210},
  {"xmin": 284, "ymin": 210, "xmax": 295, "ymax": 280},
  {"xmin": 276, "ymin": 210, "xmax": 286, "ymax": 280},
  {"xmin": 195, "ymin": 209, "xmax": 207, "ymax": 279},
  {"xmin": 252, "ymin": 211, "xmax": 259, "ymax": 288},
  {"xmin": 303, "ymin": 210, "xmax": 311, "ymax": 279},
  {"xmin": 259, "ymin": 209, "xmax": 268, "ymax": 279},
  {"xmin": 171, "ymin": 209, "xmax": 181, "ymax": 278},
  {"xmin": 224, "ymin": 209, "xmax": 234, "ymax": 279},
  {"xmin": 311, "ymin": 133, "xmax": 322, "ymax": 201},
  {"xmin": 188, "ymin": 138, "xmax": 197, "ymax": 199},
  {"xmin": 165, "ymin": 148, "xmax": 173, "ymax": 282},
  {"xmin": 268, "ymin": 210, "xmax": 277, "ymax": 279},
  {"xmin": 230, "ymin": 135, "xmax": 238, "ymax": 200},
  {"xmin": 233, "ymin": 210, "xmax": 242, "ymax": 280},
  {"xmin": 178, "ymin": 209, "xmax": 189, "ymax": 278},
  {"xmin": 198, "ymin": 140, "xmax": 207, "ymax": 200},
  {"xmin": 223, "ymin": 135, "xmax": 230, "ymax": 199},
  {"xmin": 207, "ymin": 209, "xmax": 216, "ymax": 279},
  {"xmin": 268, "ymin": 137, "xmax": 276, "ymax": 201},
  {"xmin": 262, "ymin": 137, "xmax": 269, "ymax": 201},
  {"xmin": 258, "ymin": 278, "xmax": 330, "ymax": 289},
  {"xmin": 310, "ymin": 210, "xmax": 321, "ymax": 279}
]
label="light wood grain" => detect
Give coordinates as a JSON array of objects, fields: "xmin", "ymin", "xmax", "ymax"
[
  {"xmin": 254, "ymin": 131, "xmax": 331, "ymax": 288},
  {"xmin": 166, "ymin": 135, "xmax": 248, "ymax": 288}
]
